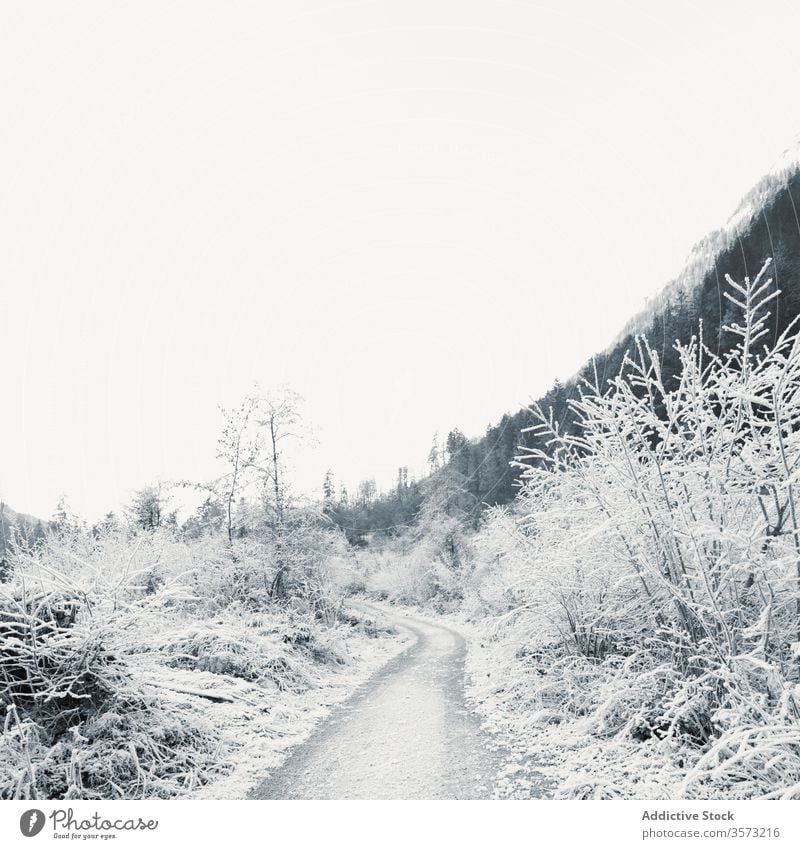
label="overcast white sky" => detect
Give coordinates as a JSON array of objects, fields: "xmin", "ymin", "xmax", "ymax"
[{"xmin": 3, "ymin": 1, "xmax": 800, "ymax": 521}]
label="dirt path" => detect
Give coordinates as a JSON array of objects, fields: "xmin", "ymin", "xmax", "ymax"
[{"xmin": 249, "ymin": 605, "xmax": 506, "ymax": 799}]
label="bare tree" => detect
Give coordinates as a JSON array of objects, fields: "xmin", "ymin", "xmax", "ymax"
[
  {"xmin": 252, "ymin": 387, "xmax": 305, "ymax": 597},
  {"xmin": 217, "ymin": 397, "xmax": 260, "ymax": 545}
]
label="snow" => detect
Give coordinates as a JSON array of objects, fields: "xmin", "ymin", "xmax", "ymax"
[
  {"xmin": 251, "ymin": 603, "xmax": 528, "ymax": 799},
  {"xmin": 370, "ymin": 602, "xmax": 552, "ymax": 799},
  {"xmin": 453, "ymin": 268, "xmax": 800, "ymax": 800},
  {"xmin": 0, "ymin": 525, "xmax": 436, "ymax": 800},
  {"xmin": 461, "ymin": 624, "xmax": 684, "ymax": 800},
  {"xmin": 185, "ymin": 615, "xmax": 413, "ymax": 799}
]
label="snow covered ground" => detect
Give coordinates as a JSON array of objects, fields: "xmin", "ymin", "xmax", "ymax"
[
  {"xmin": 415, "ymin": 608, "xmax": 558, "ymax": 800},
  {"xmin": 250, "ymin": 604, "xmax": 517, "ymax": 799},
  {"xmin": 170, "ymin": 609, "xmax": 415, "ymax": 800},
  {"xmin": 462, "ymin": 623, "xmax": 685, "ymax": 800}
]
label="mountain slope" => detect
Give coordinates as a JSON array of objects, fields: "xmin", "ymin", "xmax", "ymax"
[
  {"xmin": 0, "ymin": 502, "xmax": 46, "ymax": 559},
  {"xmin": 472, "ymin": 154, "xmax": 800, "ymax": 508},
  {"xmin": 398, "ymin": 144, "xmax": 800, "ymax": 516},
  {"xmin": 333, "ymin": 146, "xmax": 800, "ymax": 537}
]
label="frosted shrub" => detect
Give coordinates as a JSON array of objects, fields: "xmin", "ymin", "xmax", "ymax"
[
  {"xmin": 0, "ymin": 516, "xmax": 358, "ymax": 799},
  {"xmin": 365, "ymin": 513, "xmax": 472, "ymax": 608},
  {"xmin": 480, "ymin": 260, "xmax": 800, "ymax": 797},
  {"xmin": 0, "ymin": 529, "xmax": 225, "ymax": 799}
]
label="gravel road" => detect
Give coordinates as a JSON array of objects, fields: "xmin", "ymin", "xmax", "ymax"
[{"xmin": 249, "ymin": 605, "xmax": 506, "ymax": 799}]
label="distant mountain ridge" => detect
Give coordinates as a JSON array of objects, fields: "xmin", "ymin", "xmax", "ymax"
[
  {"xmin": 1, "ymin": 501, "xmax": 46, "ymax": 557},
  {"xmin": 473, "ymin": 147, "xmax": 800, "ymax": 507},
  {"xmin": 330, "ymin": 141, "xmax": 800, "ymax": 537},
  {"xmin": 0, "ymin": 502, "xmax": 40, "ymax": 527},
  {"xmin": 9, "ymin": 145, "xmax": 800, "ymax": 542},
  {"xmin": 604, "ymin": 138, "xmax": 800, "ymax": 356}
]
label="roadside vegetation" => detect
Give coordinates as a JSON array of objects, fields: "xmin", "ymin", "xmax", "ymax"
[
  {"xmin": 355, "ymin": 261, "xmax": 800, "ymax": 799},
  {"xmin": 5, "ymin": 260, "xmax": 800, "ymax": 800},
  {"xmin": 0, "ymin": 390, "xmax": 402, "ymax": 800}
]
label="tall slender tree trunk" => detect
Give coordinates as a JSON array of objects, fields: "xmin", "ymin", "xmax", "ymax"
[{"xmin": 269, "ymin": 415, "xmax": 286, "ymax": 597}]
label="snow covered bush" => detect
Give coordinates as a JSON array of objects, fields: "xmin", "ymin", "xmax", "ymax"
[
  {"xmin": 0, "ymin": 529, "xmax": 226, "ymax": 799},
  {"xmin": 364, "ymin": 511, "xmax": 473, "ymax": 609},
  {"xmin": 472, "ymin": 260, "xmax": 800, "ymax": 798},
  {"xmin": 0, "ymin": 514, "xmax": 385, "ymax": 799}
]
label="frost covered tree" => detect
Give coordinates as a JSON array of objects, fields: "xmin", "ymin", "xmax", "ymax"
[
  {"xmin": 474, "ymin": 259, "xmax": 800, "ymax": 798},
  {"xmin": 428, "ymin": 432, "xmax": 441, "ymax": 474},
  {"xmin": 126, "ymin": 483, "xmax": 174, "ymax": 532},
  {"xmin": 356, "ymin": 479, "xmax": 377, "ymax": 506},
  {"xmin": 323, "ymin": 470, "xmax": 335, "ymax": 503},
  {"xmin": 252, "ymin": 388, "xmax": 304, "ymax": 525},
  {"xmin": 216, "ymin": 396, "xmax": 260, "ymax": 545},
  {"xmin": 50, "ymin": 494, "xmax": 83, "ymax": 534},
  {"xmin": 251, "ymin": 387, "xmax": 307, "ymax": 597}
]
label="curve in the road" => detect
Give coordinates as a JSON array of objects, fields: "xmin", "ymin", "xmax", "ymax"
[{"xmin": 249, "ymin": 606, "xmax": 506, "ymax": 800}]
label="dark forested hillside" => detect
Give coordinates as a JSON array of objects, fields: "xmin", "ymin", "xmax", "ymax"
[
  {"xmin": 475, "ymin": 166, "xmax": 800, "ymax": 506},
  {"xmin": 0, "ymin": 502, "xmax": 47, "ymax": 578},
  {"xmin": 332, "ymin": 163, "xmax": 800, "ymax": 537}
]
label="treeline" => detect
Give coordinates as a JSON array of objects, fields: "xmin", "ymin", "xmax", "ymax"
[
  {"xmin": 1, "ymin": 388, "xmax": 341, "ymax": 602},
  {"xmin": 321, "ymin": 467, "xmax": 424, "ymax": 544},
  {"xmin": 323, "ymin": 426, "xmax": 519, "ymax": 543}
]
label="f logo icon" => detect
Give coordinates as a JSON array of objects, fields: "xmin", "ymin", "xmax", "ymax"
[{"xmin": 19, "ymin": 810, "xmax": 45, "ymax": 837}]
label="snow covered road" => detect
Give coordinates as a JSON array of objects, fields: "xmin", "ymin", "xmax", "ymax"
[{"xmin": 249, "ymin": 605, "xmax": 505, "ymax": 799}]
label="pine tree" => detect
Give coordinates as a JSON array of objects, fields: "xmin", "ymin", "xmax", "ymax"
[
  {"xmin": 323, "ymin": 469, "xmax": 335, "ymax": 502},
  {"xmin": 428, "ymin": 432, "xmax": 441, "ymax": 474}
]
